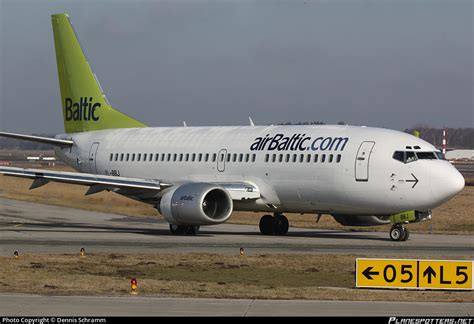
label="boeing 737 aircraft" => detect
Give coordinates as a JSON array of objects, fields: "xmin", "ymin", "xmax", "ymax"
[{"xmin": 0, "ymin": 14, "xmax": 465, "ymax": 241}]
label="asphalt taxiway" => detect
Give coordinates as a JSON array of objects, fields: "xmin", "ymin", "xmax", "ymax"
[
  {"xmin": 1, "ymin": 294, "xmax": 473, "ymax": 316},
  {"xmin": 0, "ymin": 197, "xmax": 472, "ymax": 256}
]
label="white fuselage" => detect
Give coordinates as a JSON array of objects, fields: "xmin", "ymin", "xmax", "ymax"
[{"xmin": 55, "ymin": 125, "xmax": 464, "ymax": 216}]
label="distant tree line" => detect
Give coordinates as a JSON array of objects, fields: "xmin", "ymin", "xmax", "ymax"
[{"xmin": 404, "ymin": 127, "xmax": 474, "ymax": 149}]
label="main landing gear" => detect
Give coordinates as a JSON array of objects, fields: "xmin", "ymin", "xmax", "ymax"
[
  {"xmin": 169, "ymin": 224, "xmax": 200, "ymax": 235},
  {"xmin": 389, "ymin": 224, "xmax": 410, "ymax": 242},
  {"xmin": 259, "ymin": 213, "xmax": 289, "ymax": 235}
]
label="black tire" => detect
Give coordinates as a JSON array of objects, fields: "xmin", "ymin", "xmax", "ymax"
[
  {"xmin": 185, "ymin": 226, "xmax": 200, "ymax": 235},
  {"xmin": 170, "ymin": 224, "xmax": 185, "ymax": 235},
  {"xmin": 389, "ymin": 226, "xmax": 404, "ymax": 241},
  {"xmin": 401, "ymin": 228, "xmax": 409, "ymax": 241},
  {"xmin": 259, "ymin": 214, "xmax": 274, "ymax": 235},
  {"xmin": 274, "ymin": 214, "xmax": 289, "ymax": 235}
]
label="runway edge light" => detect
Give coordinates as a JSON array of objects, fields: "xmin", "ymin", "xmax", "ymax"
[
  {"xmin": 13, "ymin": 251, "xmax": 19, "ymax": 259},
  {"xmin": 240, "ymin": 247, "xmax": 245, "ymax": 256},
  {"xmin": 131, "ymin": 278, "xmax": 138, "ymax": 295},
  {"xmin": 80, "ymin": 247, "xmax": 85, "ymax": 257}
]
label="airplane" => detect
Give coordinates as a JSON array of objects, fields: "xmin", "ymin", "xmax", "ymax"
[{"xmin": 0, "ymin": 13, "xmax": 465, "ymax": 241}]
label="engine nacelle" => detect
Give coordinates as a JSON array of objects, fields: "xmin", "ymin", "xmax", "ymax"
[
  {"xmin": 331, "ymin": 214, "xmax": 391, "ymax": 226},
  {"xmin": 159, "ymin": 182, "xmax": 233, "ymax": 226}
]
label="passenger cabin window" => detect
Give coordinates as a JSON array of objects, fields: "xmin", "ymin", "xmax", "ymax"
[
  {"xmin": 245, "ymin": 154, "xmax": 250, "ymax": 162},
  {"xmin": 143, "ymin": 154, "xmax": 147, "ymax": 161},
  {"xmin": 329, "ymin": 154, "xmax": 333, "ymax": 163},
  {"xmin": 213, "ymin": 154, "xmax": 217, "ymax": 162},
  {"xmin": 120, "ymin": 154, "xmax": 124, "ymax": 161},
  {"xmin": 252, "ymin": 154, "xmax": 256, "ymax": 162},
  {"xmin": 132, "ymin": 153, "xmax": 136, "ymax": 161},
  {"xmin": 205, "ymin": 153, "xmax": 209, "ymax": 162},
  {"xmin": 321, "ymin": 154, "xmax": 326, "ymax": 163},
  {"xmin": 336, "ymin": 154, "xmax": 341, "ymax": 163},
  {"xmin": 109, "ymin": 153, "xmax": 113, "ymax": 161},
  {"xmin": 137, "ymin": 154, "xmax": 141, "ymax": 162},
  {"xmin": 126, "ymin": 153, "xmax": 130, "ymax": 161}
]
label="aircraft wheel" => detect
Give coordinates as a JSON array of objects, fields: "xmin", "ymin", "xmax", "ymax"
[
  {"xmin": 274, "ymin": 214, "xmax": 289, "ymax": 235},
  {"xmin": 389, "ymin": 225, "xmax": 405, "ymax": 241},
  {"xmin": 170, "ymin": 224, "xmax": 185, "ymax": 235},
  {"xmin": 259, "ymin": 214, "xmax": 274, "ymax": 235},
  {"xmin": 185, "ymin": 226, "xmax": 200, "ymax": 235}
]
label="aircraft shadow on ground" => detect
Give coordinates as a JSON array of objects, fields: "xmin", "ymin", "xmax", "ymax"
[{"xmin": 1, "ymin": 221, "xmax": 390, "ymax": 242}]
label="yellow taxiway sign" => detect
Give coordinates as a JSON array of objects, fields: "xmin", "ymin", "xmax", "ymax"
[{"xmin": 356, "ymin": 258, "xmax": 473, "ymax": 290}]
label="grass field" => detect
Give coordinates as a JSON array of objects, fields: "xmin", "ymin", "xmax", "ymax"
[
  {"xmin": 0, "ymin": 164, "xmax": 472, "ymax": 234},
  {"xmin": 1, "ymin": 253, "xmax": 472, "ymax": 302}
]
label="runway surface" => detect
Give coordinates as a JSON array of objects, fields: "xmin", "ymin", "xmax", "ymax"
[
  {"xmin": 0, "ymin": 197, "xmax": 472, "ymax": 256},
  {"xmin": 1, "ymin": 294, "xmax": 472, "ymax": 316}
]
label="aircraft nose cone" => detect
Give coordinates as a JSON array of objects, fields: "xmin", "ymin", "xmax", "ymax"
[
  {"xmin": 448, "ymin": 168, "xmax": 465, "ymax": 196},
  {"xmin": 431, "ymin": 163, "xmax": 465, "ymax": 204}
]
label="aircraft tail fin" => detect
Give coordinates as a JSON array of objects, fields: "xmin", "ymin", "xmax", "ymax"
[{"xmin": 51, "ymin": 13, "xmax": 147, "ymax": 133}]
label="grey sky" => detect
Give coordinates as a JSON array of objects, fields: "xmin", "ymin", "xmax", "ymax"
[{"xmin": 0, "ymin": 0, "xmax": 472, "ymax": 134}]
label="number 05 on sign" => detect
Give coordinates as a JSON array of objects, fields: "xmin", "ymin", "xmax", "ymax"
[{"xmin": 356, "ymin": 258, "xmax": 473, "ymax": 290}]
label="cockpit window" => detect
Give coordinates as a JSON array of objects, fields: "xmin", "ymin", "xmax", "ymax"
[
  {"xmin": 405, "ymin": 151, "xmax": 417, "ymax": 163},
  {"xmin": 392, "ymin": 151, "xmax": 404, "ymax": 162},
  {"xmin": 393, "ymin": 150, "xmax": 441, "ymax": 163},
  {"xmin": 416, "ymin": 152, "xmax": 437, "ymax": 160}
]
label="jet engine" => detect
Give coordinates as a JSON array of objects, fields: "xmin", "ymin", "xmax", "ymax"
[
  {"xmin": 331, "ymin": 214, "xmax": 391, "ymax": 226},
  {"xmin": 159, "ymin": 182, "xmax": 233, "ymax": 226}
]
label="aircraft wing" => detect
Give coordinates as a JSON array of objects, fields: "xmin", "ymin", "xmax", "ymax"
[
  {"xmin": 0, "ymin": 166, "xmax": 260, "ymax": 200},
  {"xmin": 0, "ymin": 166, "xmax": 168, "ymax": 193}
]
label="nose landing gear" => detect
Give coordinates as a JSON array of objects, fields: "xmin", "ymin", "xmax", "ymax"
[{"xmin": 388, "ymin": 210, "xmax": 431, "ymax": 241}]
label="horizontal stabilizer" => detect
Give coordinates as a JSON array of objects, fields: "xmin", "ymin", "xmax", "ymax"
[{"xmin": 0, "ymin": 132, "xmax": 73, "ymax": 147}]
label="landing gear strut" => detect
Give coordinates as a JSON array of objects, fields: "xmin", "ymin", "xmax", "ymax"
[
  {"xmin": 259, "ymin": 213, "xmax": 289, "ymax": 236},
  {"xmin": 389, "ymin": 224, "xmax": 409, "ymax": 241},
  {"xmin": 169, "ymin": 224, "xmax": 200, "ymax": 235}
]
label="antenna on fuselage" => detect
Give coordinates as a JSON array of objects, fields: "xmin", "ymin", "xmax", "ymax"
[
  {"xmin": 249, "ymin": 116, "xmax": 255, "ymax": 127},
  {"xmin": 183, "ymin": 121, "xmax": 187, "ymax": 127}
]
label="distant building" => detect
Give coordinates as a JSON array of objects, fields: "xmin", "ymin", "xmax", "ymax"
[{"xmin": 445, "ymin": 150, "xmax": 474, "ymax": 161}]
